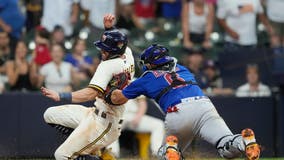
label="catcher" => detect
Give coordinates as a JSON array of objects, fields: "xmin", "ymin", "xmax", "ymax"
[{"xmin": 41, "ymin": 14, "xmax": 135, "ymax": 160}]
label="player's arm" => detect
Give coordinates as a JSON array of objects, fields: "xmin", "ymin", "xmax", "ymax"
[
  {"xmin": 109, "ymin": 78, "xmax": 146, "ymax": 105},
  {"xmin": 41, "ymin": 87, "xmax": 98, "ymax": 103},
  {"xmin": 111, "ymin": 89, "xmax": 129, "ymax": 105}
]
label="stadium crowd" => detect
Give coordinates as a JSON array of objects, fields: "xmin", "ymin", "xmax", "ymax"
[{"xmin": 0, "ymin": 0, "xmax": 283, "ymax": 97}]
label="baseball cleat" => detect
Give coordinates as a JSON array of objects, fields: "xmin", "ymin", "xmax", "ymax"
[
  {"xmin": 165, "ymin": 136, "xmax": 182, "ymax": 160},
  {"xmin": 100, "ymin": 148, "xmax": 116, "ymax": 160},
  {"xmin": 241, "ymin": 128, "xmax": 261, "ymax": 160}
]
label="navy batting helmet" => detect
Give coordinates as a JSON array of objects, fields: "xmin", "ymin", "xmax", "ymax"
[{"xmin": 94, "ymin": 29, "xmax": 128, "ymax": 56}]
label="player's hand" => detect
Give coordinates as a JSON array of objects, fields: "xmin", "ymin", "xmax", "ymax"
[
  {"xmin": 103, "ymin": 13, "xmax": 115, "ymax": 29},
  {"xmin": 41, "ymin": 87, "xmax": 60, "ymax": 101}
]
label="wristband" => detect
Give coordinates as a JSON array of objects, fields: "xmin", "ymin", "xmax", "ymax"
[{"xmin": 59, "ymin": 92, "xmax": 72, "ymax": 103}]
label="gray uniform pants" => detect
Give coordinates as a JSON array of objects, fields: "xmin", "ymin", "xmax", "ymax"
[{"xmin": 164, "ymin": 97, "xmax": 245, "ymax": 158}]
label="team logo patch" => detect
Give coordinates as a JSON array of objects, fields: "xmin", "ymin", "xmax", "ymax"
[{"xmin": 117, "ymin": 42, "xmax": 124, "ymax": 49}]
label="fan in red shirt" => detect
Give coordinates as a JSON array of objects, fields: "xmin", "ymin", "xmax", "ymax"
[
  {"xmin": 135, "ymin": 0, "xmax": 156, "ymax": 21},
  {"xmin": 34, "ymin": 26, "xmax": 52, "ymax": 66}
]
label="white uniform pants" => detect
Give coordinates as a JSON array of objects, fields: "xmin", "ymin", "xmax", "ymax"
[
  {"xmin": 43, "ymin": 105, "xmax": 121, "ymax": 160},
  {"xmin": 109, "ymin": 113, "xmax": 164, "ymax": 157}
]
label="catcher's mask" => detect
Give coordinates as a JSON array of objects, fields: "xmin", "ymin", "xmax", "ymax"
[{"xmin": 139, "ymin": 44, "xmax": 175, "ymax": 71}]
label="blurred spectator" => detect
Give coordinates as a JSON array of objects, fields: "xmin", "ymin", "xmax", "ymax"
[
  {"xmin": 217, "ymin": 0, "xmax": 274, "ymax": 48},
  {"xmin": 109, "ymin": 96, "xmax": 164, "ymax": 157},
  {"xmin": 203, "ymin": 59, "xmax": 233, "ymax": 96},
  {"xmin": 0, "ymin": 31, "xmax": 10, "ymax": 68},
  {"xmin": 38, "ymin": 44, "xmax": 74, "ymax": 92},
  {"xmin": 236, "ymin": 64, "xmax": 271, "ymax": 97},
  {"xmin": 65, "ymin": 38, "xmax": 94, "ymax": 88},
  {"xmin": 183, "ymin": 48, "xmax": 207, "ymax": 89},
  {"xmin": 25, "ymin": 0, "xmax": 42, "ymax": 32},
  {"xmin": 135, "ymin": 0, "xmax": 156, "ymax": 25},
  {"xmin": 51, "ymin": 25, "xmax": 66, "ymax": 50},
  {"xmin": 0, "ymin": 31, "xmax": 9, "ymax": 93},
  {"xmin": 30, "ymin": 26, "xmax": 52, "ymax": 87},
  {"xmin": 159, "ymin": 0, "xmax": 182, "ymax": 20},
  {"xmin": 0, "ymin": 79, "xmax": 4, "ymax": 93},
  {"xmin": 116, "ymin": 0, "xmax": 144, "ymax": 31},
  {"xmin": 266, "ymin": 0, "xmax": 284, "ymax": 53},
  {"xmin": 80, "ymin": 0, "xmax": 117, "ymax": 38},
  {"xmin": 33, "ymin": 26, "xmax": 52, "ymax": 66},
  {"xmin": 0, "ymin": 0, "xmax": 25, "ymax": 56},
  {"xmin": 41, "ymin": 0, "xmax": 79, "ymax": 37},
  {"xmin": 6, "ymin": 41, "xmax": 35, "ymax": 92},
  {"xmin": 206, "ymin": 0, "xmax": 216, "ymax": 5},
  {"xmin": 182, "ymin": 0, "xmax": 214, "ymax": 49}
]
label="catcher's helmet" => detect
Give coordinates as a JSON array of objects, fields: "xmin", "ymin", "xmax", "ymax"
[
  {"xmin": 140, "ymin": 44, "xmax": 174, "ymax": 66},
  {"xmin": 94, "ymin": 29, "xmax": 128, "ymax": 56}
]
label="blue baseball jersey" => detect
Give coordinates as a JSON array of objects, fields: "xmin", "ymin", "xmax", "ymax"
[{"xmin": 122, "ymin": 64, "xmax": 204, "ymax": 112}]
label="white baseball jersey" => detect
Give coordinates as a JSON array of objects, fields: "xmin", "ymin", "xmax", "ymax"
[
  {"xmin": 43, "ymin": 47, "xmax": 135, "ymax": 160},
  {"xmin": 88, "ymin": 47, "xmax": 135, "ymax": 120}
]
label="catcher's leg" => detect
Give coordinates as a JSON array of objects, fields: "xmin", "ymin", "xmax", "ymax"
[{"xmin": 198, "ymin": 106, "xmax": 260, "ymax": 159}]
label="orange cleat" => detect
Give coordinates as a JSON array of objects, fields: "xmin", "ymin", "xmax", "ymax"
[
  {"xmin": 165, "ymin": 135, "xmax": 182, "ymax": 160},
  {"xmin": 241, "ymin": 128, "xmax": 261, "ymax": 160}
]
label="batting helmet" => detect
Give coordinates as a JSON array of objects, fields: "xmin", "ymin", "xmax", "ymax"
[
  {"xmin": 94, "ymin": 29, "xmax": 128, "ymax": 57},
  {"xmin": 140, "ymin": 44, "xmax": 174, "ymax": 66}
]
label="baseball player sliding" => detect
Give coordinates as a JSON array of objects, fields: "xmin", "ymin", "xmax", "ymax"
[
  {"xmin": 41, "ymin": 14, "xmax": 135, "ymax": 160},
  {"xmin": 106, "ymin": 44, "xmax": 261, "ymax": 160}
]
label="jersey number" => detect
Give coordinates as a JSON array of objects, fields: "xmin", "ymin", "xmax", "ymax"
[{"xmin": 164, "ymin": 73, "xmax": 186, "ymax": 89}]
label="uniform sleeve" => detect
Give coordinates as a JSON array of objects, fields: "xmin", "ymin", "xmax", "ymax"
[
  {"xmin": 0, "ymin": 0, "xmax": 7, "ymax": 9},
  {"xmin": 122, "ymin": 78, "xmax": 146, "ymax": 99},
  {"xmin": 88, "ymin": 62, "xmax": 113, "ymax": 94}
]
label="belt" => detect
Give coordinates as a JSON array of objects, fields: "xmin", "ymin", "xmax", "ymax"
[
  {"xmin": 94, "ymin": 107, "xmax": 123, "ymax": 124},
  {"xmin": 167, "ymin": 96, "xmax": 209, "ymax": 113}
]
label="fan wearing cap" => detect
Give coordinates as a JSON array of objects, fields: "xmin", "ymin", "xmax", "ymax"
[
  {"xmin": 202, "ymin": 60, "xmax": 234, "ymax": 96},
  {"xmin": 40, "ymin": 14, "xmax": 135, "ymax": 160}
]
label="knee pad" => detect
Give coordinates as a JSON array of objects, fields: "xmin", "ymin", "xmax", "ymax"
[{"xmin": 216, "ymin": 135, "xmax": 244, "ymax": 159}]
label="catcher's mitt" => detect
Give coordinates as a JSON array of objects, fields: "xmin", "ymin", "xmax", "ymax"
[{"xmin": 104, "ymin": 72, "xmax": 130, "ymax": 105}]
